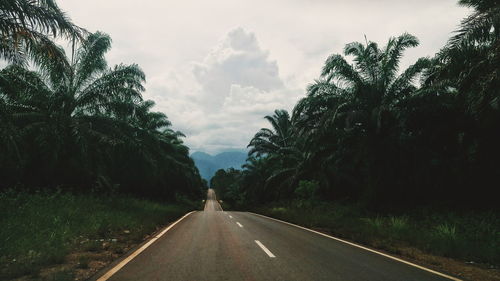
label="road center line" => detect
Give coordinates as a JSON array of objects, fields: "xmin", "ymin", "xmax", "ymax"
[
  {"xmin": 255, "ymin": 240, "xmax": 276, "ymax": 258},
  {"xmin": 236, "ymin": 222, "xmax": 243, "ymax": 227}
]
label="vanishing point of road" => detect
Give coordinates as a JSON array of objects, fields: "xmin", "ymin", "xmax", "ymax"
[{"xmin": 94, "ymin": 189, "xmax": 460, "ymax": 281}]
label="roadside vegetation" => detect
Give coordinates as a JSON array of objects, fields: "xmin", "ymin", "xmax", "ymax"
[
  {"xmin": 255, "ymin": 194, "xmax": 499, "ymax": 265},
  {"xmin": 211, "ymin": 0, "xmax": 500, "ymax": 270},
  {"xmin": 0, "ymin": 190, "xmax": 196, "ymax": 280}
]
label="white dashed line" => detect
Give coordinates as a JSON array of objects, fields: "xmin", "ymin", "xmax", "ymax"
[
  {"xmin": 236, "ymin": 222, "xmax": 243, "ymax": 227},
  {"xmin": 255, "ymin": 240, "xmax": 276, "ymax": 258},
  {"xmin": 229, "ymin": 215, "xmax": 233, "ymax": 219}
]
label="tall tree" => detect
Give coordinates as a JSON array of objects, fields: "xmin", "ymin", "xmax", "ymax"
[
  {"xmin": 248, "ymin": 109, "xmax": 294, "ymax": 157},
  {"xmin": 0, "ymin": 0, "xmax": 84, "ymax": 64},
  {"xmin": 292, "ymin": 34, "xmax": 431, "ymax": 203},
  {"xmin": 425, "ymin": 0, "xmax": 499, "ymax": 115},
  {"xmin": 316, "ymin": 33, "xmax": 430, "ymax": 134},
  {"xmin": 0, "ymin": 32, "xmax": 145, "ymax": 187}
]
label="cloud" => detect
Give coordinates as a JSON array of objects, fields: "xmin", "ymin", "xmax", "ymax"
[
  {"xmin": 148, "ymin": 28, "xmax": 301, "ymax": 154},
  {"xmin": 192, "ymin": 28, "xmax": 284, "ymax": 110},
  {"xmin": 224, "ymin": 85, "xmax": 292, "ymax": 115}
]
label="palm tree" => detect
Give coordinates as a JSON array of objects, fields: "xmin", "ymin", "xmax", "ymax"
[
  {"xmin": 425, "ymin": 0, "xmax": 499, "ymax": 115},
  {"xmin": 449, "ymin": 0, "xmax": 499, "ymax": 48},
  {"xmin": 295, "ymin": 33, "xmax": 430, "ymax": 168},
  {"xmin": 1, "ymin": 32, "xmax": 145, "ymax": 119},
  {"xmin": 247, "ymin": 109, "xmax": 317, "ymax": 199},
  {"xmin": 0, "ymin": 31, "xmax": 145, "ymax": 187},
  {"xmin": 317, "ymin": 33, "xmax": 430, "ymax": 134},
  {"xmin": 419, "ymin": 0, "xmax": 500, "ymax": 206},
  {"xmin": 291, "ymin": 34, "xmax": 431, "ymax": 175},
  {"xmin": 248, "ymin": 109, "xmax": 294, "ymax": 157},
  {"xmin": 0, "ymin": 0, "xmax": 84, "ymax": 64},
  {"xmin": 283, "ymin": 34, "xmax": 431, "ymax": 203}
]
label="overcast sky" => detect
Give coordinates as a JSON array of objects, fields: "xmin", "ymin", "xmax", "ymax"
[{"xmin": 58, "ymin": 0, "xmax": 470, "ymax": 155}]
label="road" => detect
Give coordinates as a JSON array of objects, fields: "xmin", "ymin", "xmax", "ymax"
[{"xmin": 98, "ymin": 189, "xmax": 458, "ymax": 281}]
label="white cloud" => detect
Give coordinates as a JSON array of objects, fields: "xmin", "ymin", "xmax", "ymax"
[
  {"xmin": 149, "ymin": 28, "xmax": 301, "ymax": 154},
  {"xmin": 224, "ymin": 85, "xmax": 295, "ymax": 115},
  {"xmin": 192, "ymin": 28, "xmax": 284, "ymax": 110}
]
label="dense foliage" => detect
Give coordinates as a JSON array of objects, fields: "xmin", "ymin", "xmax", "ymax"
[
  {"xmin": 213, "ymin": 0, "xmax": 499, "ymax": 210},
  {"xmin": 0, "ymin": 0, "xmax": 203, "ymax": 200}
]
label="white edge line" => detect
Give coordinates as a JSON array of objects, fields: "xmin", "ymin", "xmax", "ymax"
[
  {"xmin": 96, "ymin": 211, "xmax": 196, "ymax": 281},
  {"xmin": 249, "ymin": 212, "xmax": 461, "ymax": 281},
  {"xmin": 236, "ymin": 222, "xmax": 243, "ymax": 227},
  {"xmin": 255, "ymin": 240, "xmax": 276, "ymax": 258}
]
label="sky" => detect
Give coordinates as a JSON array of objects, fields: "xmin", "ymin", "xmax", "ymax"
[{"xmin": 58, "ymin": 0, "xmax": 470, "ymax": 155}]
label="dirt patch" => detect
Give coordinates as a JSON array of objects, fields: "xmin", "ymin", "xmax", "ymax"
[
  {"xmin": 397, "ymin": 246, "xmax": 500, "ymax": 281},
  {"xmin": 11, "ymin": 229, "xmax": 158, "ymax": 281}
]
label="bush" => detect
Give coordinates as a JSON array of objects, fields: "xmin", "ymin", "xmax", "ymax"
[{"xmin": 294, "ymin": 180, "xmax": 320, "ymax": 208}]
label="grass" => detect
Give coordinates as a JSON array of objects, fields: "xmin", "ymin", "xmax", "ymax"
[
  {"xmin": 45, "ymin": 270, "xmax": 74, "ymax": 281},
  {"xmin": 255, "ymin": 201, "xmax": 499, "ymax": 266},
  {"xmin": 0, "ymin": 190, "xmax": 194, "ymax": 280},
  {"xmin": 76, "ymin": 254, "xmax": 91, "ymax": 269}
]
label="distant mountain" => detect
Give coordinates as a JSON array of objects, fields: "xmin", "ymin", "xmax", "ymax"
[{"xmin": 191, "ymin": 151, "xmax": 247, "ymax": 181}]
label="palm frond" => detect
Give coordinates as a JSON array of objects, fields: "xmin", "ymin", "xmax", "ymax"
[{"xmin": 322, "ymin": 54, "xmax": 364, "ymax": 86}]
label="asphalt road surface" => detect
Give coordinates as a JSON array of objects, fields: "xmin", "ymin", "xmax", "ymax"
[{"xmin": 99, "ymin": 189, "xmax": 458, "ymax": 281}]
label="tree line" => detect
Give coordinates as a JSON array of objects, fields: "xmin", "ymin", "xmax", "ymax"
[
  {"xmin": 211, "ymin": 0, "xmax": 499, "ymax": 210},
  {"xmin": 0, "ymin": 0, "xmax": 204, "ymax": 200}
]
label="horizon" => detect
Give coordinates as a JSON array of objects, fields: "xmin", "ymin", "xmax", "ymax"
[{"xmin": 191, "ymin": 149, "xmax": 248, "ymax": 156}]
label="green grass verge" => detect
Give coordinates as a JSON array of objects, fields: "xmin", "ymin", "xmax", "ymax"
[
  {"xmin": 0, "ymin": 190, "xmax": 194, "ymax": 279},
  {"xmin": 254, "ymin": 201, "xmax": 499, "ymax": 266}
]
